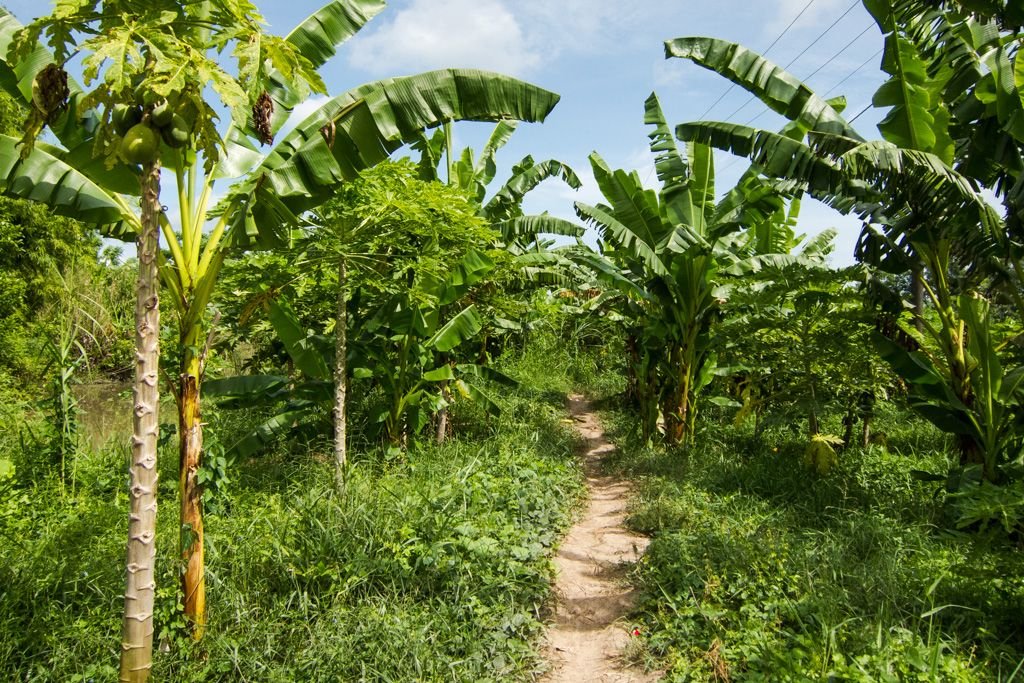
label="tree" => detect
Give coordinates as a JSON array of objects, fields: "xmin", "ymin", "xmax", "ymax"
[
  {"xmin": 570, "ymin": 93, "xmax": 804, "ymax": 445},
  {"xmin": 206, "ymin": 160, "xmax": 513, "ymax": 462},
  {"xmin": 665, "ymin": 28, "xmax": 1024, "ymax": 482},
  {"xmin": 408, "ymin": 120, "xmax": 582, "ymax": 441},
  {"xmin": 0, "ymin": 0, "xmax": 562, "ymax": 673}
]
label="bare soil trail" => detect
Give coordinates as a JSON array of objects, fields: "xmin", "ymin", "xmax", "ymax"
[{"xmin": 542, "ymin": 394, "xmax": 659, "ymax": 682}]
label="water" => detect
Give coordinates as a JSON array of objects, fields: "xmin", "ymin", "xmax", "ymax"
[{"xmin": 75, "ymin": 382, "xmax": 175, "ymax": 450}]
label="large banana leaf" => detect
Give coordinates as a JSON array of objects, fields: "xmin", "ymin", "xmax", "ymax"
[
  {"xmin": 0, "ymin": 134, "xmax": 133, "ymax": 230},
  {"xmin": 665, "ymin": 37, "xmax": 863, "ymax": 139},
  {"xmin": 866, "ymin": 1, "xmax": 956, "ymax": 160},
  {"xmin": 427, "ymin": 305, "xmax": 483, "ymax": 353},
  {"xmin": 221, "ymin": 69, "xmax": 561, "ymax": 247},
  {"xmin": 483, "ymin": 157, "xmax": 581, "ymax": 221},
  {"xmin": 587, "ymin": 152, "xmax": 667, "ymax": 248},
  {"xmin": 475, "ymin": 119, "xmax": 519, "ymax": 187},
  {"xmin": 574, "ymin": 200, "xmax": 669, "ymax": 277},
  {"xmin": 498, "ymin": 214, "xmax": 584, "ymax": 241},
  {"xmin": 677, "ymin": 122, "xmax": 846, "ymax": 197},
  {"xmin": 680, "ymin": 121, "xmax": 1006, "ymax": 271},
  {"xmin": 438, "ymin": 250, "xmax": 495, "ymax": 305},
  {"xmin": 268, "ymin": 299, "xmax": 332, "ymax": 381},
  {"xmin": 203, "ymin": 375, "xmax": 289, "ymax": 401},
  {"xmin": 286, "ymin": 0, "xmax": 387, "ymax": 70},
  {"xmin": 643, "ymin": 92, "xmax": 694, "ymax": 228}
]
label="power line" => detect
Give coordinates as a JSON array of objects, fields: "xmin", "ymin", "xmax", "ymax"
[
  {"xmin": 782, "ymin": 0, "xmax": 862, "ymax": 71},
  {"xmin": 722, "ymin": 0, "xmax": 863, "ymax": 123},
  {"xmin": 693, "ymin": 0, "xmax": 815, "ymax": 122},
  {"xmin": 848, "ymin": 102, "xmax": 872, "ymax": 123},
  {"xmin": 742, "ymin": 32, "xmax": 877, "ymax": 128},
  {"xmin": 823, "ymin": 47, "xmax": 882, "ymax": 97},
  {"xmin": 802, "ymin": 24, "xmax": 873, "ymax": 81}
]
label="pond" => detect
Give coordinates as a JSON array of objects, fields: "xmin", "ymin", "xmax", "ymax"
[{"xmin": 75, "ymin": 382, "xmax": 175, "ymax": 450}]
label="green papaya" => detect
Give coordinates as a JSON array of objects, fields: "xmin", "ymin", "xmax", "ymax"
[
  {"xmin": 112, "ymin": 104, "xmax": 142, "ymax": 136},
  {"xmin": 120, "ymin": 124, "xmax": 159, "ymax": 165},
  {"xmin": 161, "ymin": 114, "xmax": 190, "ymax": 149},
  {"xmin": 151, "ymin": 100, "xmax": 173, "ymax": 128}
]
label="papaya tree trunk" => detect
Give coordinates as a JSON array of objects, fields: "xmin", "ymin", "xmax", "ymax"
[
  {"xmin": 179, "ymin": 324, "xmax": 205, "ymax": 638},
  {"xmin": 333, "ymin": 258, "xmax": 347, "ymax": 491},
  {"xmin": 859, "ymin": 390, "xmax": 875, "ymax": 448},
  {"xmin": 119, "ymin": 159, "xmax": 161, "ymax": 683}
]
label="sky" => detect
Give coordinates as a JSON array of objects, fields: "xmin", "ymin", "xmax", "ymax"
[{"xmin": 1, "ymin": 0, "xmax": 888, "ymax": 264}]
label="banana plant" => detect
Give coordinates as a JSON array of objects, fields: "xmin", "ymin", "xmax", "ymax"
[
  {"xmin": 357, "ymin": 249, "xmax": 514, "ymax": 447},
  {"xmin": 568, "ymin": 92, "xmax": 805, "ymax": 446},
  {"xmin": 666, "ymin": 29, "xmax": 1024, "ymax": 479},
  {"xmin": 411, "ymin": 119, "xmax": 583, "ymax": 245},
  {"xmin": 0, "ymin": 0, "xmax": 562, "ymax": 651}
]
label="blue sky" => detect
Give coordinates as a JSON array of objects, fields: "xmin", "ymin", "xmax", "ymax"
[{"xmin": 3, "ymin": 0, "xmax": 888, "ymax": 263}]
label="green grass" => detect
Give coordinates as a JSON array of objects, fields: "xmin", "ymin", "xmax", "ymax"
[
  {"xmin": 596, "ymin": 403, "xmax": 1024, "ymax": 682},
  {"xmin": 0, "ymin": 343, "xmax": 588, "ymax": 682}
]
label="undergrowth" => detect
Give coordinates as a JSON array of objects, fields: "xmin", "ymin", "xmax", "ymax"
[
  {"xmin": 0, "ymin": 342, "xmax": 587, "ymax": 682},
  {"xmin": 597, "ymin": 402, "xmax": 1024, "ymax": 682}
]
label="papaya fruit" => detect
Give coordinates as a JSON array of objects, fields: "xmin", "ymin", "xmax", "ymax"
[
  {"xmin": 151, "ymin": 100, "xmax": 173, "ymax": 128},
  {"xmin": 120, "ymin": 123, "xmax": 159, "ymax": 165},
  {"xmin": 161, "ymin": 114, "xmax": 190, "ymax": 148},
  {"xmin": 112, "ymin": 104, "xmax": 142, "ymax": 136}
]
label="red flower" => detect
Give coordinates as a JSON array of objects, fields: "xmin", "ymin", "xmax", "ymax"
[{"xmin": 631, "ymin": 628, "xmax": 641, "ymax": 637}]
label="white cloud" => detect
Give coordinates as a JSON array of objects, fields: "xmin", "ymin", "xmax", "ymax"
[
  {"xmin": 346, "ymin": 0, "xmax": 656, "ymax": 78},
  {"xmin": 347, "ymin": 0, "xmax": 541, "ymax": 76}
]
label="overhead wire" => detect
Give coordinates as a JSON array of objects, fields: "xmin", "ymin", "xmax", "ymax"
[
  {"xmin": 740, "ymin": 28, "xmax": 878, "ymax": 128},
  {"xmin": 802, "ymin": 23, "xmax": 874, "ymax": 81},
  {"xmin": 693, "ymin": 0, "xmax": 816, "ymax": 122},
  {"xmin": 713, "ymin": 4, "xmax": 879, "ymax": 176},
  {"xmin": 721, "ymin": 0, "xmax": 864, "ymax": 122},
  {"xmin": 823, "ymin": 47, "xmax": 883, "ymax": 97},
  {"xmin": 642, "ymin": 0, "xmax": 820, "ymax": 188}
]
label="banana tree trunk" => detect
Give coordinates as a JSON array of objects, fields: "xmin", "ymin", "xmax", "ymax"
[
  {"xmin": 178, "ymin": 325, "xmax": 205, "ymax": 638},
  {"xmin": 119, "ymin": 159, "xmax": 161, "ymax": 683},
  {"xmin": 661, "ymin": 344, "xmax": 691, "ymax": 446},
  {"xmin": 435, "ymin": 380, "xmax": 450, "ymax": 445},
  {"xmin": 921, "ymin": 246, "xmax": 985, "ymax": 472},
  {"xmin": 911, "ymin": 268, "xmax": 925, "ymax": 332},
  {"xmin": 625, "ymin": 333, "xmax": 639, "ymax": 407},
  {"xmin": 333, "ymin": 258, "xmax": 347, "ymax": 491}
]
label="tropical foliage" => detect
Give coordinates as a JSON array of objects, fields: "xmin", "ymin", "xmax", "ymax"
[{"xmin": 0, "ymin": 0, "xmax": 1023, "ymax": 680}]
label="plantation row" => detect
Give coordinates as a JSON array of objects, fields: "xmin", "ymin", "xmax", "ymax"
[{"xmin": 0, "ymin": 0, "xmax": 1022, "ymax": 680}]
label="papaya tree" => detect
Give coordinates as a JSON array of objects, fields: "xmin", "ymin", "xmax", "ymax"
[
  {"xmin": 0, "ymin": 0, "xmax": 562, "ymax": 663},
  {"xmin": 206, "ymin": 160, "xmax": 515, "ymax": 468}
]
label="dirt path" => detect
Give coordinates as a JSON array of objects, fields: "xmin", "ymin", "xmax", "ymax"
[{"xmin": 542, "ymin": 394, "xmax": 659, "ymax": 682}]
